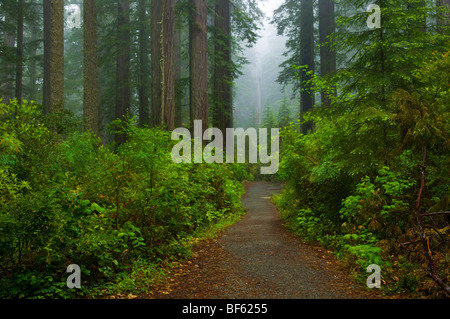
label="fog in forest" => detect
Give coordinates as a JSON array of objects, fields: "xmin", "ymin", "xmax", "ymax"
[{"xmin": 234, "ymin": 0, "xmax": 297, "ymax": 129}]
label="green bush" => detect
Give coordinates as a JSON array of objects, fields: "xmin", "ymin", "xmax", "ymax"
[
  {"xmin": 274, "ymin": 52, "xmax": 450, "ymax": 296},
  {"xmin": 0, "ymin": 101, "xmax": 245, "ymax": 298}
]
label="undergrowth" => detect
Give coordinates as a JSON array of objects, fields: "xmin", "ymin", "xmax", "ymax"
[{"xmin": 0, "ymin": 100, "xmax": 247, "ymax": 299}]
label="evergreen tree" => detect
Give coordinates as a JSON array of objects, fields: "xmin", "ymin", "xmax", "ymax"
[
  {"xmin": 151, "ymin": 0, "xmax": 176, "ymax": 130},
  {"xmin": 84, "ymin": 0, "xmax": 99, "ymax": 135},
  {"xmin": 15, "ymin": 0, "xmax": 25, "ymax": 104},
  {"xmin": 272, "ymin": 0, "xmax": 302, "ymax": 97},
  {"xmin": 299, "ymin": 0, "xmax": 315, "ymax": 134},
  {"xmin": 319, "ymin": 0, "xmax": 336, "ymax": 107},
  {"xmin": 331, "ymin": 0, "xmax": 448, "ymax": 111},
  {"xmin": 278, "ymin": 97, "xmax": 292, "ymax": 128},
  {"xmin": 189, "ymin": 0, "xmax": 209, "ymax": 133},
  {"xmin": 0, "ymin": 0, "xmax": 16, "ymax": 102},
  {"xmin": 262, "ymin": 106, "xmax": 276, "ymax": 129},
  {"xmin": 115, "ymin": 0, "xmax": 131, "ymax": 146},
  {"xmin": 44, "ymin": 0, "xmax": 65, "ymax": 113},
  {"xmin": 138, "ymin": 0, "xmax": 151, "ymax": 127},
  {"xmin": 213, "ymin": 0, "xmax": 233, "ymax": 134}
]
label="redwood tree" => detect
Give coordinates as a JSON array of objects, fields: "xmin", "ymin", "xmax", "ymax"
[
  {"xmin": 84, "ymin": 0, "xmax": 99, "ymax": 135},
  {"xmin": 437, "ymin": 0, "xmax": 450, "ymax": 33},
  {"xmin": 189, "ymin": 0, "xmax": 209, "ymax": 134},
  {"xmin": 15, "ymin": 0, "xmax": 25, "ymax": 104},
  {"xmin": 43, "ymin": 0, "xmax": 65, "ymax": 113},
  {"xmin": 213, "ymin": 0, "xmax": 233, "ymax": 134},
  {"xmin": 151, "ymin": 0, "xmax": 176, "ymax": 130},
  {"xmin": 115, "ymin": 0, "xmax": 131, "ymax": 146},
  {"xmin": 138, "ymin": 0, "xmax": 150, "ymax": 127},
  {"xmin": 318, "ymin": 0, "xmax": 336, "ymax": 107}
]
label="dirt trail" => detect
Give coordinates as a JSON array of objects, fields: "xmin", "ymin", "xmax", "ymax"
[{"xmin": 149, "ymin": 182, "xmax": 380, "ymax": 299}]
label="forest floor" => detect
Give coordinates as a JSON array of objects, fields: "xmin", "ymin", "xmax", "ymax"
[{"xmin": 137, "ymin": 182, "xmax": 385, "ymax": 299}]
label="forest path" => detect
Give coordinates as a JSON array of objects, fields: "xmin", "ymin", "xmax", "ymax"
[{"xmin": 148, "ymin": 182, "xmax": 379, "ymax": 299}]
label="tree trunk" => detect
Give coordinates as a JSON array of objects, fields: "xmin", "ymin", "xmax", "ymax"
[
  {"xmin": 43, "ymin": 0, "xmax": 51, "ymax": 109},
  {"xmin": 151, "ymin": 0, "xmax": 176, "ymax": 130},
  {"xmin": 43, "ymin": 0, "xmax": 65, "ymax": 113},
  {"xmin": 319, "ymin": 0, "xmax": 336, "ymax": 107},
  {"xmin": 437, "ymin": 0, "xmax": 450, "ymax": 33},
  {"xmin": 300, "ymin": 0, "xmax": 315, "ymax": 134},
  {"xmin": 213, "ymin": 0, "xmax": 233, "ymax": 134},
  {"xmin": 1, "ymin": 6, "xmax": 16, "ymax": 102},
  {"xmin": 379, "ymin": 0, "xmax": 386, "ymax": 109},
  {"xmin": 189, "ymin": 0, "xmax": 209, "ymax": 135},
  {"xmin": 174, "ymin": 23, "xmax": 183, "ymax": 128},
  {"xmin": 15, "ymin": 0, "xmax": 25, "ymax": 104},
  {"xmin": 28, "ymin": 0, "xmax": 39, "ymax": 102},
  {"xmin": 83, "ymin": 0, "xmax": 99, "ymax": 135},
  {"xmin": 138, "ymin": 0, "xmax": 150, "ymax": 127},
  {"xmin": 115, "ymin": 0, "xmax": 131, "ymax": 146}
]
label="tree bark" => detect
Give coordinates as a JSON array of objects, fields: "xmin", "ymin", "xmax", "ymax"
[
  {"xmin": 437, "ymin": 0, "xmax": 450, "ymax": 33},
  {"xmin": 1, "ymin": 4, "xmax": 15, "ymax": 102},
  {"xmin": 213, "ymin": 0, "xmax": 233, "ymax": 134},
  {"xmin": 138, "ymin": 0, "xmax": 150, "ymax": 127},
  {"xmin": 15, "ymin": 0, "xmax": 25, "ymax": 104},
  {"xmin": 151, "ymin": 0, "xmax": 176, "ymax": 130},
  {"xmin": 43, "ymin": 0, "xmax": 51, "ymax": 109},
  {"xmin": 28, "ymin": 0, "xmax": 39, "ymax": 102},
  {"xmin": 43, "ymin": 0, "xmax": 65, "ymax": 113},
  {"xmin": 318, "ymin": 0, "xmax": 336, "ymax": 107},
  {"xmin": 115, "ymin": 0, "xmax": 131, "ymax": 146},
  {"xmin": 300, "ymin": 0, "xmax": 315, "ymax": 134},
  {"xmin": 189, "ymin": 0, "xmax": 209, "ymax": 135},
  {"xmin": 83, "ymin": 0, "xmax": 99, "ymax": 135},
  {"xmin": 174, "ymin": 22, "xmax": 183, "ymax": 128}
]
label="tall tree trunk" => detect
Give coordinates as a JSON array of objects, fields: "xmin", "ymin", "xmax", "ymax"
[
  {"xmin": 151, "ymin": 0, "xmax": 176, "ymax": 130},
  {"xmin": 189, "ymin": 0, "xmax": 209, "ymax": 135},
  {"xmin": 2, "ymin": 7, "xmax": 15, "ymax": 102},
  {"xmin": 115, "ymin": 0, "xmax": 131, "ymax": 146},
  {"xmin": 83, "ymin": 0, "xmax": 99, "ymax": 135},
  {"xmin": 379, "ymin": 0, "xmax": 386, "ymax": 109},
  {"xmin": 256, "ymin": 72, "xmax": 262, "ymax": 127},
  {"xmin": 138, "ymin": 0, "xmax": 150, "ymax": 127},
  {"xmin": 213, "ymin": 0, "xmax": 233, "ymax": 134},
  {"xmin": 437, "ymin": 0, "xmax": 450, "ymax": 33},
  {"xmin": 174, "ymin": 23, "xmax": 183, "ymax": 128},
  {"xmin": 43, "ymin": 0, "xmax": 65, "ymax": 113},
  {"xmin": 15, "ymin": 0, "xmax": 24, "ymax": 104},
  {"xmin": 300, "ymin": 0, "xmax": 315, "ymax": 134},
  {"xmin": 174, "ymin": 0, "xmax": 183, "ymax": 129},
  {"xmin": 318, "ymin": 0, "xmax": 336, "ymax": 107},
  {"xmin": 43, "ymin": 0, "xmax": 51, "ymax": 109},
  {"xmin": 28, "ymin": 0, "xmax": 39, "ymax": 102}
]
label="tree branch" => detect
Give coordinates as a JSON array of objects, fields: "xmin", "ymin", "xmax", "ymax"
[
  {"xmin": 421, "ymin": 211, "xmax": 450, "ymax": 217},
  {"xmin": 414, "ymin": 144, "xmax": 450, "ymax": 297}
]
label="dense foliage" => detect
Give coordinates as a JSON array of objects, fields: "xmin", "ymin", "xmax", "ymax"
[
  {"xmin": 274, "ymin": 50, "xmax": 450, "ymax": 297},
  {"xmin": 0, "ymin": 100, "xmax": 246, "ymax": 298}
]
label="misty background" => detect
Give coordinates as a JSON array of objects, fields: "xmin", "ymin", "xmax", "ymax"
[{"xmin": 234, "ymin": 0, "xmax": 298, "ymax": 129}]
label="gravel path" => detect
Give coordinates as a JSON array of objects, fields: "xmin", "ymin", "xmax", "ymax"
[{"xmin": 149, "ymin": 182, "xmax": 380, "ymax": 299}]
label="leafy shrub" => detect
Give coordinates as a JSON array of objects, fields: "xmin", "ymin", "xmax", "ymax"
[
  {"xmin": 0, "ymin": 102, "xmax": 246, "ymax": 298},
  {"xmin": 274, "ymin": 52, "xmax": 450, "ymax": 296}
]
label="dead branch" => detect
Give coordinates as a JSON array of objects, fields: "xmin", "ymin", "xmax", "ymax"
[
  {"xmin": 421, "ymin": 211, "xmax": 450, "ymax": 217},
  {"xmin": 399, "ymin": 239, "xmax": 421, "ymax": 246},
  {"xmin": 414, "ymin": 145, "xmax": 450, "ymax": 297}
]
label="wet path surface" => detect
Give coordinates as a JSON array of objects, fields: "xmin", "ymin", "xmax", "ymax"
[{"xmin": 149, "ymin": 182, "xmax": 379, "ymax": 299}]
